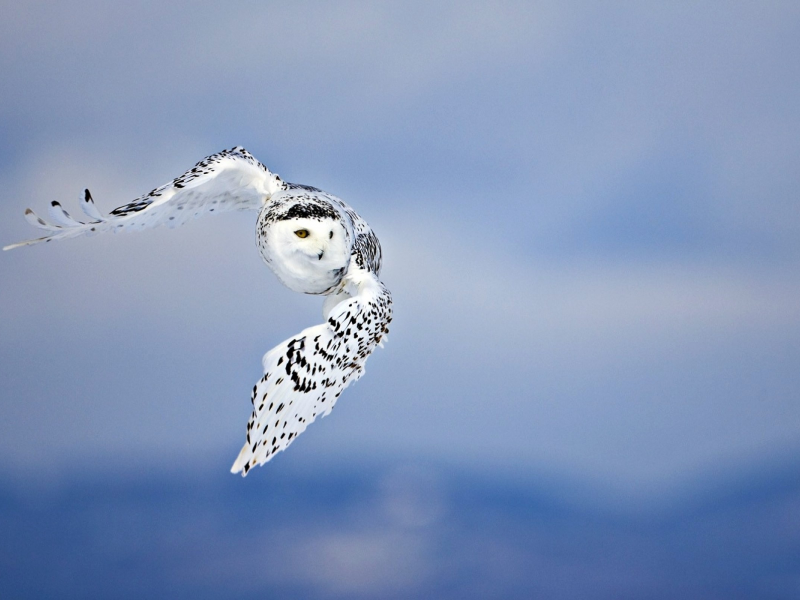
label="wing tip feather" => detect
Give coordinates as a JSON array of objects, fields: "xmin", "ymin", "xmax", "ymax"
[
  {"xmin": 24, "ymin": 208, "xmax": 62, "ymax": 231},
  {"xmin": 230, "ymin": 444, "xmax": 250, "ymax": 476},
  {"xmin": 4, "ymin": 236, "xmax": 51, "ymax": 251}
]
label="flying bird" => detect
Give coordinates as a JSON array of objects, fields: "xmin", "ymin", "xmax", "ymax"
[{"xmin": 4, "ymin": 147, "xmax": 393, "ymax": 476}]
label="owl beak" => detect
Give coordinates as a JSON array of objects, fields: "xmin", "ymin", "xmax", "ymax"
[{"xmin": 318, "ymin": 251, "xmax": 324, "ymax": 260}]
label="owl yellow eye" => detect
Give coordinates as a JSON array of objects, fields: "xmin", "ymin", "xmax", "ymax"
[{"xmin": 294, "ymin": 229, "xmax": 309, "ymax": 238}]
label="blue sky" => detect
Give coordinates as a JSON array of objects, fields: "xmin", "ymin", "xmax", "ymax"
[{"xmin": 1, "ymin": 0, "xmax": 799, "ymax": 506}]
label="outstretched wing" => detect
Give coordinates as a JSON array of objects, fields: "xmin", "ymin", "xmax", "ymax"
[
  {"xmin": 4, "ymin": 147, "xmax": 284, "ymax": 251},
  {"xmin": 231, "ymin": 271, "xmax": 392, "ymax": 476}
]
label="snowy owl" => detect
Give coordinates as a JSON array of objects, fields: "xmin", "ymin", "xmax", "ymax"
[{"xmin": 4, "ymin": 147, "xmax": 393, "ymax": 476}]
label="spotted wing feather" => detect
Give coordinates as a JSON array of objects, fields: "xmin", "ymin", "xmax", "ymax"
[
  {"xmin": 231, "ymin": 273, "xmax": 392, "ymax": 475},
  {"xmin": 4, "ymin": 147, "xmax": 284, "ymax": 251}
]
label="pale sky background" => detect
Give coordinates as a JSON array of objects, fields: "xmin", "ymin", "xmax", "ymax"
[{"xmin": 1, "ymin": 1, "xmax": 799, "ymax": 503}]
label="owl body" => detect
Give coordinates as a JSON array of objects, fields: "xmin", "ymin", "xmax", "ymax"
[{"xmin": 5, "ymin": 146, "xmax": 392, "ymax": 476}]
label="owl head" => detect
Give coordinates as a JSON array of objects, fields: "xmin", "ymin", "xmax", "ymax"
[{"xmin": 257, "ymin": 197, "xmax": 352, "ymax": 294}]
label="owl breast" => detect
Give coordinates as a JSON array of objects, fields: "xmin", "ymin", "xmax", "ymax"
[{"xmin": 256, "ymin": 196, "xmax": 353, "ymax": 295}]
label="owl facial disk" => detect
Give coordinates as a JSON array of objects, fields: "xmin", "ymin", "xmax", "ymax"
[
  {"xmin": 259, "ymin": 214, "xmax": 351, "ymax": 294},
  {"xmin": 282, "ymin": 219, "xmax": 335, "ymax": 261}
]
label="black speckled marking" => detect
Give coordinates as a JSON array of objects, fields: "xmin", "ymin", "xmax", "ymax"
[
  {"xmin": 285, "ymin": 183, "xmax": 323, "ymax": 193},
  {"xmin": 276, "ymin": 200, "xmax": 340, "ymax": 222}
]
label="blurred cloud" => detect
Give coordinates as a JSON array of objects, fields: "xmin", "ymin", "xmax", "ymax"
[{"xmin": 2, "ymin": 461, "xmax": 798, "ymax": 599}]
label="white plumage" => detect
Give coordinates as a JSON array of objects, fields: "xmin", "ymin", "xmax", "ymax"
[{"xmin": 4, "ymin": 147, "xmax": 392, "ymax": 476}]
